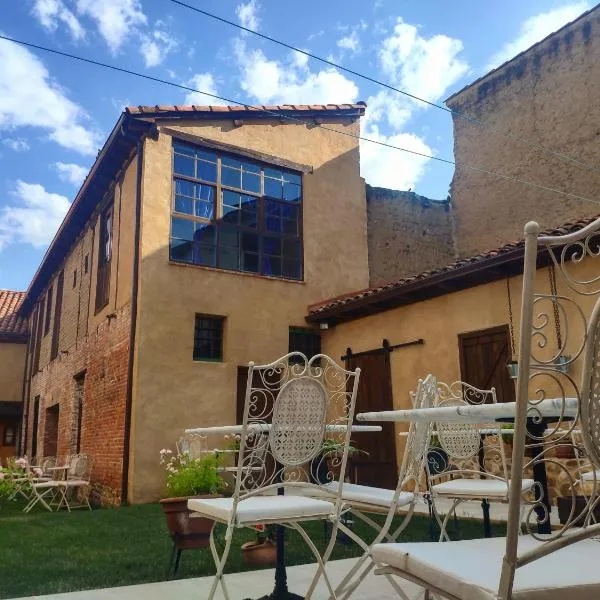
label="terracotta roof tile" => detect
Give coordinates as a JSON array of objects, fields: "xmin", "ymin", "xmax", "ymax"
[
  {"xmin": 0, "ymin": 290, "xmax": 27, "ymax": 338},
  {"xmin": 308, "ymin": 215, "xmax": 600, "ymax": 316}
]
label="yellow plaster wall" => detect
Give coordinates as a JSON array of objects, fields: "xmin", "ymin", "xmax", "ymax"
[
  {"xmin": 322, "ymin": 258, "xmax": 598, "ymax": 468},
  {"xmin": 0, "ymin": 342, "xmax": 26, "ymax": 402},
  {"xmin": 129, "ymin": 117, "xmax": 369, "ymax": 502}
]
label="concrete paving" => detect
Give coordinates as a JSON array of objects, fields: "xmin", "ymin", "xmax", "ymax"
[{"xmin": 16, "ymin": 558, "xmax": 424, "ymax": 600}]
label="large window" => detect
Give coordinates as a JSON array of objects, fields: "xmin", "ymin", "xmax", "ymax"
[{"xmin": 170, "ymin": 141, "xmax": 303, "ymax": 280}]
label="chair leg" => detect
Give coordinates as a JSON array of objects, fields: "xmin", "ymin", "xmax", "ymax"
[
  {"xmin": 166, "ymin": 543, "xmax": 177, "ymax": 580},
  {"xmin": 174, "ymin": 549, "xmax": 182, "ymax": 576},
  {"xmin": 207, "ymin": 521, "xmax": 233, "ymax": 600},
  {"xmin": 438, "ymin": 499, "xmax": 461, "ymax": 542}
]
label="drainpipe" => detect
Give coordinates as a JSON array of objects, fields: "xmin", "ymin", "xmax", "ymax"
[{"xmin": 120, "ymin": 118, "xmax": 152, "ymax": 504}]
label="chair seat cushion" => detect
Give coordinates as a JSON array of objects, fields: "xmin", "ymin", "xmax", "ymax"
[
  {"xmin": 187, "ymin": 495, "xmax": 335, "ymax": 525},
  {"xmin": 32, "ymin": 480, "xmax": 60, "ymax": 489},
  {"xmin": 372, "ymin": 535, "xmax": 600, "ymax": 600},
  {"xmin": 320, "ymin": 482, "xmax": 414, "ymax": 509},
  {"xmin": 432, "ymin": 478, "xmax": 534, "ymax": 498},
  {"xmin": 581, "ymin": 470, "xmax": 600, "ymax": 482},
  {"xmin": 61, "ymin": 479, "xmax": 88, "ymax": 487}
]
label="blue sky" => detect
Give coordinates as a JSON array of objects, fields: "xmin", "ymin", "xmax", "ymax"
[{"xmin": 0, "ymin": 0, "xmax": 592, "ymax": 290}]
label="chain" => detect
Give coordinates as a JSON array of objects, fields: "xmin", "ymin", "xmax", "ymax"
[
  {"xmin": 506, "ymin": 278, "xmax": 516, "ymax": 356},
  {"xmin": 548, "ymin": 263, "xmax": 563, "ymax": 349}
]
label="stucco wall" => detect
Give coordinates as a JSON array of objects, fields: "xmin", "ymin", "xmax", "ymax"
[
  {"xmin": 448, "ymin": 8, "xmax": 600, "ymax": 257},
  {"xmin": 321, "ymin": 257, "xmax": 598, "ymax": 470},
  {"xmin": 0, "ymin": 342, "xmax": 26, "ymax": 402},
  {"xmin": 366, "ymin": 185, "xmax": 455, "ymax": 285},
  {"xmin": 130, "ymin": 117, "xmax": 370, "ymax": 502}
]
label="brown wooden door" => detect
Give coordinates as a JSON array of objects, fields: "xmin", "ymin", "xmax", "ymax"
[
  {"xmin": 458, "ymin": 325, "xmax": 516, "ymax": 403},
  {"xmin": 346, "ymin": 352, "xmax": 397, "ymax": 489}
]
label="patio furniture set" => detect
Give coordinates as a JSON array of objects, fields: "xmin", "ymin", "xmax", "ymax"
[
  {"xmin": 183, "ymin": 218, "xmax": 600, "ymax": 599},
  {"xmin": 4, "ymin": 453, "xmax": 92, "ymax": 512}
]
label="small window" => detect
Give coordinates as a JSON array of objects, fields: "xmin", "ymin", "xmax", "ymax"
[
  {"xmin": 73, "ymin": 269, "xmax": 77, "ymax": 288},
  {"xmin": 44, "ymin": 286, "xmax": 53, "ymax": 336},
  {"xmin": 84, "ymin": 254, "xmax": 89, "ymax": 274},
  {"xmin": 193, "ymin": 315, "xmax": 224, "ymax": 361},
  {"xmin": 3, "ymin": 425, "xmax": 15, "ymax": 446},
  {"xmin": 289, "ymin": 327, "xmax": 321, "ymax": 362}
]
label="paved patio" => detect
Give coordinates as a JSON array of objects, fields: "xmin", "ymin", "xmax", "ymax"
[{"xmin": 16, "ymin": 558, "xmax": 423, "ymax": 600}]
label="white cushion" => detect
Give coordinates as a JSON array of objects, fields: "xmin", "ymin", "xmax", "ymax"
[
  {"xmin": 187, "ymin": 495, "xmax": 335, "ymax": 525},
  {"xmin": 61, "ymin": 479, "xmax": 88, "ymax": 487},
  {"xmin": 319, "ymin": 482, "xmax": 414, "ymax": 509},
  {"xmin": 32, "ymin": 480, "xmax": 61, "ymax": 489},
  {"xmin": 432, "ymin": 478, "xmax": 534, "ymax": 498},
  {"xmin": 372, "ymin": 535, "xmax": 600, "ymax": 600},
  {"xmin": 581, "ymin": 470, "xmax": 600, "ymax": 482}
]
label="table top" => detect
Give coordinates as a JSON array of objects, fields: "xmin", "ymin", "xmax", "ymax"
[
  {"xmin": 184, "ymin": 423, "xmax": 383, "ymax": 435},
  {"xmin": 47, "ymin": 465, "xmax": 70, "ymax": 470},
  {"xmin": 356, "ymin": 397, "xmax": 578, "ymax": 424}
]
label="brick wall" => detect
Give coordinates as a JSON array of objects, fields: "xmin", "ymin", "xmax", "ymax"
[
  {"xmin": 447, "ymin": 8, "xmax": 600, "ymax": 258},
  {"xmin": 366, "ymin": 185, "xmax": 455, "ymax": 285}
]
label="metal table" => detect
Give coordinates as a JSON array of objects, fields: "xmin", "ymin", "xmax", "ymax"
[
  {"xmin": 184, "ymin": 423, "xmax": 381, "ymax": 600},
  {"xmin": 357, "ymin": 398, "xmax": 578, "ymax": 535}
]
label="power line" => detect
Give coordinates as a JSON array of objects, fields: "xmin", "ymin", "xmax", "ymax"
[
  {"xmin": 169, "ymin": 0, "xmax": 600, "ymax": 178},
  {"xmin": 1, "ymin": 34, "xmax": 599, "ymax": 207}
]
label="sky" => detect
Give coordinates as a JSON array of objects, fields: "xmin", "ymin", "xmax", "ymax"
[{"xmin": 0, "ymin": 0, "xmax": 593, "ymax": 290}]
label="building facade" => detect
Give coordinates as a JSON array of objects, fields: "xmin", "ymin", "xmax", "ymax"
[{"xmin": 19, "ymin": 104, "xmax": 369, "ymax": 503}]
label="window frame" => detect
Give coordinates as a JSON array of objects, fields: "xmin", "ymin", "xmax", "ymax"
[
  {"xmin": 43, "ymin": 286, "xmax": 53, "ymax": 337},
  {"xmin": 193, "ymin": 314, "xmax": 224, "ymax": 362},
  {"xmin": 170, "ymin": 139, "xmax": 304, "ymax": 281},
  {"xmin": 95, "ymin": 202, "xmax": 113, "ymax": 313}
]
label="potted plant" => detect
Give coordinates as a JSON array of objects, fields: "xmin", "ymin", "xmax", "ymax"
[
  {"xmin": 315, "ymin": 438, "xmax": 366, "ymax": 483},
  {"xmin": 241, "ymin": 524, "xmax": 277, "ymax": 566},
  {"xmin": 159, "ymin": 449, "xmax": 226, "ymax": 549}
]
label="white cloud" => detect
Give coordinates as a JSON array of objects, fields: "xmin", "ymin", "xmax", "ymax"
[
  {"xmin": 0, "ymin": 181, "xmax": 70, "ymax": 250},
  {"xmin": 32, "ymin": 0, "xmax": 85, "ymax": 41},
  {"xmin": 380, "ymin": 18, "xmax": 469, "ymax": 102},
  {"xmin": 76, "ymin": 0, "xmax": 147, "ymax": 53},
  {"xmin": 236, "ymin": 0, "xmax": 260, "ymax": 31},
  {"xmin": 307, "ymin": 30, "xmax": 324, "ymax": 41},
  {"xmin": 337, "ymin": 30, "xmax": 360, "ymax": 53},
  {"xmin": 111, "ymin": 97, "xmax": 131, "ymax": 112},
  {"xmin": 486, "ymin": 2, "xmax": 589, "ymax": 70},
  {"xmin": 55, "ymin": 162, "xmax": 88, "ymax": 186},
  {"xmin": 363, "ymin": 90, "xmax": 412, "ymax": 131},
  {"xmin": 0, "ymin": 38, "xmax": 101, "ymax": 155},
  {"xmin": 140, "ymin": 21, "xmax": 178, "ymax": 67},
  {"xmin": 360, "ymin": 127, "xmax": 433, "ymax": 190},
  {"xmin": 234, "ymin": 39, "xmax": 358, "ymax": 105},
  {"xmin": 185, "ymin": 73, "xmax": 227, "ymax": 105},
  {"xmin": 2, "ymin": 138, "xmax": 30, "ymax": 152}
]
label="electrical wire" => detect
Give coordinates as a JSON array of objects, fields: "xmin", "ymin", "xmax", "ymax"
[
  {"xmin": 169, "ymin": 0, "xmax": 600, "ymax": 177},
  {"xmin": 1, "ymin": 34, "xmax": 599, "ymax": 207}
]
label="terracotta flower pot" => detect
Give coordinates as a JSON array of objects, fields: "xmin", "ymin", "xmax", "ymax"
[
  {"xmin": 160, "ymin": 495, "xmax": 217, "ymax": 549},
  {"xmin": 554, "ymin": 445, "xmax": 576, "ymax": 459},
  {"xmin": 241, "ymin": 539, "xmax": 277, "ymax": 566}
]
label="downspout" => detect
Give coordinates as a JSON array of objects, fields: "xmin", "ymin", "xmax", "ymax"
[{"xmin": 120, "ymin": 119, "xmax": 151, "ymax": 504}]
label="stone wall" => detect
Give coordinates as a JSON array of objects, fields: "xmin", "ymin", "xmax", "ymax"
[
  {"xmin": 366, "ymin": 185, "xmax": 455, "ymax": 285},
  {"xmin": 447, "ymin": 7, "xmax": 600, "ymax": 258}
]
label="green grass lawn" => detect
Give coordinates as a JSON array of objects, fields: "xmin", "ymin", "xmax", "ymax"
[{"xmin": 0, "ymin": 500, "xmax": 505, "ymax": 599}]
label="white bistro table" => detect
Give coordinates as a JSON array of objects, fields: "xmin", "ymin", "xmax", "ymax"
[
  {"xmin": 357, "ymin": 397, "xmax": 578, "ymax": 534},
  {"xmin": 183, "ymin": 423, "xmax": 382, "ymax": 600}
]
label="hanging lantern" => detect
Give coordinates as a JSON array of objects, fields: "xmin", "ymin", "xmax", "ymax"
[{"xmin": 506, "ymin": 360, "xmax": 519, "ymax": 379}]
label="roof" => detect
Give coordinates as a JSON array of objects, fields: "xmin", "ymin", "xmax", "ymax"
[
  {"xmin": 445, "ymin": 4, "xmax": 598, "ymax": 104},
  {"xmin": 0, "ymin": 290, "xmax": 28, "ymax": 341},
  {"xmin": 21, "ymin": 103, "xmax": 367, "ymax": 315},
  {"xmin": 307, "ymin": 215, "xmax": 600, "ymax": 325},
  {"xmin": 126, "ymin": 103, "xmax": 366, "ymax": 120}
]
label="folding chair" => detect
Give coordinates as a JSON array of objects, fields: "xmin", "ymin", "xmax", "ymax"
[
  {"xmin": 371, "ymin": 218, "xmax": 600, "ymax": 599},
  {"xmin": 187, "ymin": 352, "xmax": 360, "ymax": 600},
  {"xmin": 329, "ymin": 374, "xmax": 438, "ymax": 600}
]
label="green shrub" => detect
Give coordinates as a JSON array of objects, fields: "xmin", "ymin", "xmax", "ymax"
[{"xmin": 160, "ymin": 450, "xmax": 226, "ymax": 497}]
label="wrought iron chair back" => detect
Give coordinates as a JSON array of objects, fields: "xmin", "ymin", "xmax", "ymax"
[
  {"xmin": 498, "ymin": 217, "xmax": 600, "ymax": 597},
  {"xmin": 68, "ymin": 454, "xmax": 91, "ymax": 481}
]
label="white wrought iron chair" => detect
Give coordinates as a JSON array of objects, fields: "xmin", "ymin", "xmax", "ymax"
[
  {"xmin": 187, "ymin": 352, "xmax": 360, "ymax": 600},
  {"xmin": 371, "ymin": 218, "xmax": 600, "ymax": 599},
  {"xmin": 56, "ymin": 454, "xmax": 92, "ymax": 511},
  {"xmin": 329, "ymin": 374, "xmax": 438, "ymax": 600},
  {"xmin": 427, "ymin": 382, "xmax": 534, "ymax": 540}
]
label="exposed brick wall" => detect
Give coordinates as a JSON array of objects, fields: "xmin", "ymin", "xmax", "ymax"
[
  {"xmin": 27, "ymin": 303, "xmax": 131, "ymax": 505},
  {"xmin": 447, "ymin": 8, "xmax": 600, "ymax": 258},
  {"xmin": 366, "ymin": 185, "xmax": 456, "ymax": 285}
]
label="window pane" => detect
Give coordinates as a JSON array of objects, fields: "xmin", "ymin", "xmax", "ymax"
[
  {"xmin": 174, "ymin": 178, "xmax": 195, "ymax": 197},
  {"xmin": 175, "ymin": 196, "xmax": 193, "ymax": 215},
  {"xmin": 242, "ymin": 161, "xmax": 260, "ymax": 174},
  {"xmin": 263, "ymin": 255, "xmax": 281, "ymax": 277},
  {"xmin": 241, "ymin": 232, "xmax": 259, "ymax": 253},
  {"xmin": 197, "ymin": 160, "xmax": 217, "ymax": 183},
  {"xmin": 283, "ymin": 258, "xmax": 301, "ymax": 279},
  {"xmin": 222, "ymin": 166, "xmax": 241, "ymax": 189},
  {"xmin": 170, "ymin": 238, "xmax": 193, "ymax": 263},
  {"xmin": 264, "ymin": 177, "xmax": 283, "ymax": 199},
  {"xmin": 264, "ymin": 167, "xmax": 282, "ymax": 179},
  {"xmin": 198, "ymin": 184, "xmax": 214, "ymax": 201},
  {"xmin": 195, "ymin": 200, "xmax": 214, "ymax": 219},
  {"xmin": 223, "ymin": 190, "xmax": 241, "ymax": 208},
  {"xmin": 283, "ymin": 238, "xmax": 301, "ymax": 259},
  {"xmin": 241, "ymin": 208, "xmax": 257, "ymax": 228},
  {"xmin": 174, "ymin": 154, "xmax": 195, "ymax": 177},
  {"xmin": 242, "ymin": 172, "xmax": 260, "ymax": 193},
  {"xmin": 219, "ymin": 225, "xmax": 239, "ymax": 249},
  {"xmin": 194, "ymin": 223, "xmax": 216, "ymax": 244},
  {"xmin": 222, "ymin": 156, "xmax": 242, "ymax": 169},
  {"xmin": 193, "ymin": 315, "xmax": 222, "ymax": 361},
  {"xmin": 172, "ymin": 217, "xmax": 195, "ymax": 240},
  {"xmin": 264, "ymin": 237, "xmax": 282, "ymax": 256},
  {"xmin": 173, "ymin": 142, "xmax": 196, "ymax": 156},
  {"xmin": 196, "ymin": 149, "xmax": 216, "ymax": 163},
  {"xmin": 195, "ymin": 244, "xmax": 216, "ymax": 267},
  {"xmin": 243, "ymin": 252, "xmax": 259, "ymax": 272},
  {"xmin": 283, "ymin": 182, "xmax": 301, "ymax": 202},
  {"xmin": 219, "ymin": 247, "xmax": 239, "ymax": 270},
  {"xmin": 283, "ymin": 171, "xmax": 302, "ymax": 185}
]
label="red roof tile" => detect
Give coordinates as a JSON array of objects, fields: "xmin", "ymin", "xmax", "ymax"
[
  {"xmin": 0, "ymin": 290, "xmax": 27, "ymax": 338},
  {"xmin": 125, "ymin": 103, "xmax": 366, "ymax": 117},
  {"xmin": 308, "ymin": 215, "xmax": 600, "ymax": 317}
]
